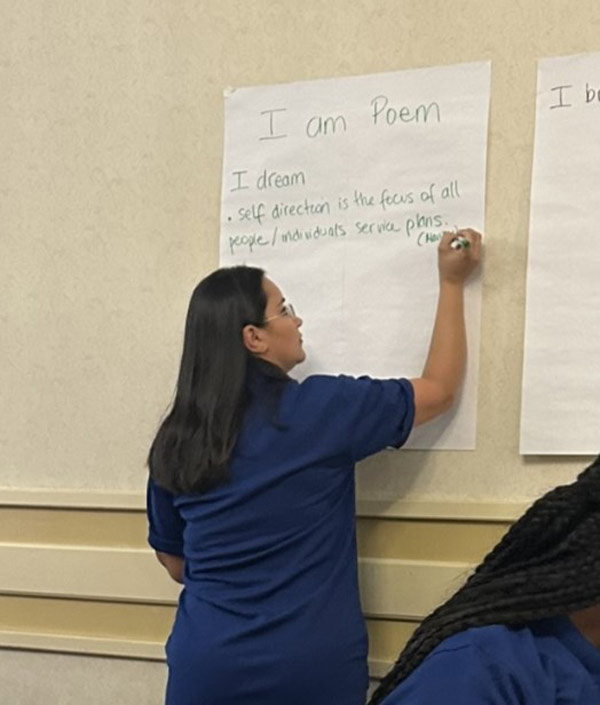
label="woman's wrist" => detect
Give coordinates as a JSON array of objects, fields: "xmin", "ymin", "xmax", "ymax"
[{"xmin": 438, "ymin": 277, "xmax": 466, "ymax": 291}]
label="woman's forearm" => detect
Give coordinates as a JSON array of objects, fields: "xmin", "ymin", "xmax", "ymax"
[
  {"xmin": 421, "ymin": 280, "xmax": 466, "ymax": 402},
  {"xmin": 410, "ymin": 229, "xmax": 481, "ymax": 427}
]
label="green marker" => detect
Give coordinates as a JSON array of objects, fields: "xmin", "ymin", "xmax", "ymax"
[{"xmin": 450, "ymin": 236, "xmax": 470, "ymax": 250}]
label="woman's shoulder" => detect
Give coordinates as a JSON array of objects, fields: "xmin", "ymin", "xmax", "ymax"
[
  {"xmin": 287, "ymin": 373, "xmax": 412, "ymax": 411},
  {"xmin": 285, "ymin": 373, "xmax": 375, "ymax": 410},
  {"xmin": 381, "ymin": 624, "xmax": 555, "ymax": 705},
  {"xmin": 290, "ymin": 372, "xmax": 408, "ymax": 396},
  {"xmin": 439, "ymin": 620, "xmax": 568, "ymax": 664},
  {"xmin": 285, "ymin": 373, "xmax": 349, "ymax": 399},
  {"xmin": 420, "ymin": 619, "xmax": 588, "ymax": 691},
  {"xmin": 415, "ymin": 623, "xmax": 539, "ymax": 666}
]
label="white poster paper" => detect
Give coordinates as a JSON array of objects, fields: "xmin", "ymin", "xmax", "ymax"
[
  {"xmin": 220, "ymin": 62, "xmax": 490, "ymax": 449},
  {"xmin": 521, "ymin": 52, "xmax": 600, "ymax": 454}
]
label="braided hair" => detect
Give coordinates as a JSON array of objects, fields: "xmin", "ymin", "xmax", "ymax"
[{"xmin": 368, "ymin": 456, "xmax": 600, "ymax": 704}]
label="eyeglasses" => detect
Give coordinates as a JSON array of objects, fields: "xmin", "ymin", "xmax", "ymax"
[{"xmin": 264, "ymin": 303, "xmax": 296, "ymax": 323}]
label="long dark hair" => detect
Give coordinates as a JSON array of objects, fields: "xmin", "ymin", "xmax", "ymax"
[
  {"xmin": 148, "ymin": 265, "xmax": 268, "ymax": 494},
  {"xmin": 369, "ymin": 456, "xmax": 600, "ymax": 704}
]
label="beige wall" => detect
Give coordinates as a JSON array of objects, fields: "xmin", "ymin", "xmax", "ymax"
[
  {"xmin": 3, "ymin": 0, "xmax": 600, "ymax": 702},
  {"xmin": 3, "ymin": 0, "xmax": 597, "ymax": 499}
]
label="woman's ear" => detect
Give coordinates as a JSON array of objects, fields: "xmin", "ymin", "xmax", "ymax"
[{"xmin": 242, "ymin": 324, "xmax": 268, "ymax": 354}]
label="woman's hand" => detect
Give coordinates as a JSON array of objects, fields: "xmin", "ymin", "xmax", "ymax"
[
  {"xmin": 156, "ymin": 551, "xmax": 184, "ymax": 584},
  {"xmin": 438, "ymin": 228, "xmax": 482, "ymax": 285}
]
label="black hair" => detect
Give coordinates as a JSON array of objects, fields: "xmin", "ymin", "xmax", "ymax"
[
  {"xmin": 369, "ymin": 456, "xmax": 600, "ymax": 704},
  {"xmin": 148, "ymin": 265, "xmax": 278, "ymax": 494}
]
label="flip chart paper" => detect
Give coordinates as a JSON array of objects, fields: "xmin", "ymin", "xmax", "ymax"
[
  {"xmin": 521, "ymin": 52, "xmax": 600, "ymax": 454},
  {"xmin": 220, "ymin": 62, "xmax": 490, "ymax": 449}
]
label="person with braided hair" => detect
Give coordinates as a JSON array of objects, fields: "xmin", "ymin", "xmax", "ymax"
[{"xmin": 369, "ymin": 457, "xmax": 600, "ymax": 705}]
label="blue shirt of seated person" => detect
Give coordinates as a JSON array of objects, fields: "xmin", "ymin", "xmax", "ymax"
[
  {"xmin": 380, "ymin": 617, "xmax": 600, "ymax": 705},
  {"xmin": 369, "ymin": 456, "xmax": 600, "ymax": 705}
]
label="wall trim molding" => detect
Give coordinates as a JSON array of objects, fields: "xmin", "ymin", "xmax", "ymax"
[
  {"xmin": 359, "ymin": 557, "xmax": 472, "ymax": 619},
  {"xmin": 357, "ymin": 498, "xmax": 527, "ymax": 521},
  {"xmin": 1, "ymin": 542, "xmax": 471, "ymax": 620},
  {"xmin": 368, "ymin": 658, "xmax": 394, "ymax": 679},
  {"xmin": 0, "ymin": 487, "xmax": 528, "ymax": 520},
  {"xmin": 0, "ymin": 631, "xmax": 165, "ymax": 661},
  {"xmin": 0, "ymin": 543, "xmax": 181, "ymax": 604},
  {"xmin": 0, "ymin": 488, "xmax": 145, "ymax": 510}
]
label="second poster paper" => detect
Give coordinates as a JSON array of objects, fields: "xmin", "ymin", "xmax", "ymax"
[{"xmin": 522, "ymin": 52, "xmax": 600, "ymax": 454}]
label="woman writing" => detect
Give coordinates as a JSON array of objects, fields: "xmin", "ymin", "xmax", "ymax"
[{"xmin": 146, "ymin": 229, "xmax": 481, "ymax": 704}]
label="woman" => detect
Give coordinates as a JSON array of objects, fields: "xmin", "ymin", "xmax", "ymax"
[
  {"xmin": 369, "ymin": 457, "xmax": 600, "ymax": 705},
  {"xmin": 147, "ymin": 229, "xmax": 481, "ymax": 704}
]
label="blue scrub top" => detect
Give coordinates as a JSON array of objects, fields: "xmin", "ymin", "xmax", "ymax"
[
  {"xmin": 147, "ymin": 369, "xmax": 414, "ymax": 705},
  {"xmin": 380, "ymin": 616, "xmax": 600, "ymax": 705}
]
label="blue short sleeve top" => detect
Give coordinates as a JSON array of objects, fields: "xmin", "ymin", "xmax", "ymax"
[{"xmin": 380, "ymin": 617, "xmax": 600, "ymax": 705}]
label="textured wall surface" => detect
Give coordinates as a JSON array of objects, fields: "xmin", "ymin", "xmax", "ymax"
[
  {"xmin": 0, "ymin": 650, "xmax": 167, "ymax": 704},
  {"xmin": 3, "ymin": 0, "xmax": 598, "ymax": 497},
  {"xmin": 2, "ymin": 1, "xmax": 600, "ymax": 702}
]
